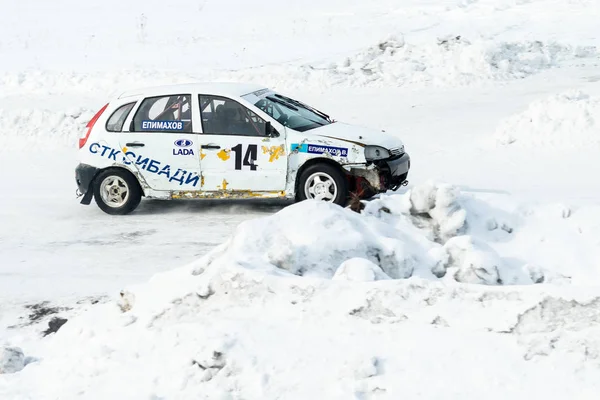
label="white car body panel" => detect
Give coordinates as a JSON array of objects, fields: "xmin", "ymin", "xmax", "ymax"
[
  {"xmin": 199, "ymin": 135, "xmax": 287, "ymax": 193},
  {"xmin": 309, "ymin": 122, "xmax": 404, "ymax": 149}
]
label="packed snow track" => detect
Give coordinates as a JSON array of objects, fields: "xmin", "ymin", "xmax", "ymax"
[{"xmin": 2, "ymin": 0, "xmax": 600, "ymax": 398}]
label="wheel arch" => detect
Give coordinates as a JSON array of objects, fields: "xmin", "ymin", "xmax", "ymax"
[{"xmin": 294, "ymin": 157, "xmax": 348, "ymax": 197}]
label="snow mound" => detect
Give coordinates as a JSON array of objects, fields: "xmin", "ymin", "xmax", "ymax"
[
  {"xmin": 444, "ymin": 236, "xmax": 502, "ymax": 285},
  {"xmin": 193, "ymin": 181, "xmax": 533, "ymax": 285},
  {"xmin": 406, "ymin": 181, "xmax": 467, "ymax": 242},
  {"xmin": 495, "ymin": 90, "xmax": 600, "ymax": 147},
  {"xmin": 0, "ymin": 107, "xmax": 94, "ymax": 150},
  {"xmin": 207, "ymin": 200, "xmax": 425, "ymax": 280}
]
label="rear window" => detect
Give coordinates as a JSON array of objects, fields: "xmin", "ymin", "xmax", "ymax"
[
  {"xmin": 131, "ymin": 94, "xmax": 192, "ymax": 133},
  {"xmin": 105, "ymin": 102, "xmax": 136, "ymax": 132}
]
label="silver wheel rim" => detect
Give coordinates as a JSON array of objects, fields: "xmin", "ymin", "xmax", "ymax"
[
  {"xmin": 304, "ymin": 172, "xmax": 337, "ymax": 202},
  {"xmin": 100, "ymin": 176, "xmax": 130, "ymax": 208}
]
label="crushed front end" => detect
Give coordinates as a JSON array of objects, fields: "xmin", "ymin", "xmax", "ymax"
[{"xmin": 347, "ymin": 151, "xmax": 410, "ymax": 198}]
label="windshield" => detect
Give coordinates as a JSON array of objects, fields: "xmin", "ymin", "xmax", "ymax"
[{"xmin": 242, "ymin": 90, "xmax": 332, "ymax": 132}]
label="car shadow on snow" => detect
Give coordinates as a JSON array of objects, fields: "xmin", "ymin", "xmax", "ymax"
[
  {"xmin": 134, "ymin": 191, "xmax": 411, "ymax": 216},
  {"xmin": 457, "ymin": 185, "xmax": 511, "ymax": 195},
  {"xmin": 133, "ymin": 198, "xmax": 294, "ymax": 215}
]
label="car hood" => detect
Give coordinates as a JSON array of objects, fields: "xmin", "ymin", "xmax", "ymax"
[{"xmin": 310, "ymin": 122, "xmax": 404, "ymax": 149}]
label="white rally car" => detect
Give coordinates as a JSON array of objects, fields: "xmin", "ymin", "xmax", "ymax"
[{"xmin": 75, "ymin": 83, "xmax": 410, "ymax": 214}]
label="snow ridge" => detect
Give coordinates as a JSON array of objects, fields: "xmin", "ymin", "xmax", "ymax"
[
  {"xmin": 301, "ymin": 36, "xmax": 596, "ymax": 87},
  {"xmin": 1, "ymin": 38, "xmax": 596, "ymax": 99}
]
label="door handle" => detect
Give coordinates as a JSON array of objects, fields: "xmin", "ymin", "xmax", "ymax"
[
  {"xmin": 201, "ymin": 144, "xmax": 221, "ymax": 150},
  {"xmin": 125, "ymin": 142, "xmax": 145, "ymax": 147}
]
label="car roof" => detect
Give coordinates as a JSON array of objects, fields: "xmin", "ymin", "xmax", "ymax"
[{"xmin": 117, "ymin": 82, "xmax": 268, "ymax": 99}]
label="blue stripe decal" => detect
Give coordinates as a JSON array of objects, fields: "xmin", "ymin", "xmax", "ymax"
[{"xmin": 290, "ymin": 143, "xmax": 348, "ymax": 157}]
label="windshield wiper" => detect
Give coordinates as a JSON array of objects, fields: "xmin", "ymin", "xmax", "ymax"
[
  {"xmin": 274, "ymin": 94, "xmax": 332, "ymax": 123},
  {"xmin": 266, "ymin": 96, "xmax": 326, "ymax": 127},
  {"xmin": 266, "ymin": 96, "xmax": 299, "ymax": 111}
]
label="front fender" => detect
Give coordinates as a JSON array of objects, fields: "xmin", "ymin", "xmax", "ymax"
[{"xmin": 285, "ymin": 136, "xmax": 365, "ymax": 194}]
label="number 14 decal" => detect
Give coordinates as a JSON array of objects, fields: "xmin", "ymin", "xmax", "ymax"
[{"xmin": 231, "ymin": 144, "xmax": 257, "ymax": 171}]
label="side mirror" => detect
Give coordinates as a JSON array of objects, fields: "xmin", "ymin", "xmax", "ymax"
[{"xmin": 265, "ymin": 121, "xmax": 279, "ymax": 138}]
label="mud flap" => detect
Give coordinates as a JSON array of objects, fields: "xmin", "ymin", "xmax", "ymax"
[
  {"xmin": 75, "ymin": 163, "xmax": 100, "ymax": 205},
  {"xmin": 80, "ymin": 187, "xmax": 94, "ymax": 205}
]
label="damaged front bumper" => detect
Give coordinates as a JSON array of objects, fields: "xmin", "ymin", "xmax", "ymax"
[
  {"xmin": 348, "ymin": 152, "xmax": 410, "ymax": 197},
  {"xmin": 380, "ymin": 152, "xmax": 410, "ymax": 189}
]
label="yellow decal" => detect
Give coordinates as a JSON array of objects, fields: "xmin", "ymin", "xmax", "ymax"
[
  {"xmin": 200, "ymin": 151, "xmax": 206, "ymax": 160},
  {"xmin": 221, "ymin": 179, "xmax": 229, "ymax": 190},
  {"xmin": 217, "ymin": 149, "xmax": 230, "ymax": 161},
  {"xmin": 261, "ymin": 145, "xmax": 285, "ymax": 162},
  {"xmin": 122, "ymin": 147, "xmax": 128, "ymax": 153}
]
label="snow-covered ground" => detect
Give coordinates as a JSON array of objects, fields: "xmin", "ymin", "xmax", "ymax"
[{"xmin": 2, "ymin": 0, "xmax": 600, "ymax": 398}]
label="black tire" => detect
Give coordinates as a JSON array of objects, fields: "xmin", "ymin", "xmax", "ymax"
[
  {"xmin": 296, "ymin": 163, "xmax": 349, "ymax": 206},
  {"xmin": 93, "ymin": 169, "xmax": 142, "ymax": 215}
]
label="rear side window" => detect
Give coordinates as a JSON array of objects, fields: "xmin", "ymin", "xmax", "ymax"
[
  {"xmin": 106, "ymin": 102, "xmax": 136, "ymax": 132},
  {"xmin": 132, "ymin": 94, "xmax": 192, "ymax": 133}
]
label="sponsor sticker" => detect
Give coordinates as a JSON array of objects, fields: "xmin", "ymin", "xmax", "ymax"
[
  {"xmin": 88, "ymin": 142, "xmax": 199, "ymax": 186},
  {"xmin": 141, "ymin": 120, "xmax": 185, "ymax": 131},
  {"xmin": 252, "ymin": 88, "xmax": 270, "ymax": 97},
  {"xmin": 291, "ymin": 143, "xmax": 348, "ymax": 157}
]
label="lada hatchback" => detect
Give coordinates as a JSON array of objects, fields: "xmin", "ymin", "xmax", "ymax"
[{"xmin": 75, "ymin": 82, "xmax": 410, "ymax": 214}]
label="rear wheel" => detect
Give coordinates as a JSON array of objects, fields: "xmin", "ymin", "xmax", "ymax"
[
  {"xmin": 297, "ymin": 163, "xmax": 348, "ymax": 206},
  {"xmin": 93, "ymin": 169, "xmax": 142, "ymax": 215}
]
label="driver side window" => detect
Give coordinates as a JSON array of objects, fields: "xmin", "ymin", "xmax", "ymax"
[{"xmin": 199, "ymin": 95, "xmax": 267, "ymax": 136}]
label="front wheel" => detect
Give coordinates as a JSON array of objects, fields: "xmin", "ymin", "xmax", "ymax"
[
  {"xmin": 93, "ymin": 169, "xmax": 142, "ymax": 215},
  {"xmin": 296, "ymin": 163, "xmax": 348, "ymax": 206}
]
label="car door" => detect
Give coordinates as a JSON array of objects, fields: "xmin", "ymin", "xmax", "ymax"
[
  {"xmin": 198, "ymin": 95, "xmax": 287, "ymax": 192},
  {"xmin": 118, "ymin": 94, "xmax": 203, "ymax": 191}
]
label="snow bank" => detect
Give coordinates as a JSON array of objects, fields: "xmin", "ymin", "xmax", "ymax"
[
  {"xmin": 0, "ymin": 40, "xmax": 595, "ymax": 150},
  {"xmin": 4, "ymin": 183, "xmax": 600, "ymax": 398},
  {"xmin": 298, "ymin": 36, "xmax": 596, "ymax": 87},
  {"xmin": 0, "ymin": 107, "xmax": 94, "ymax": 150},
  {"xmin": 495, "ymin": 90, "xmax": 600, "ymax": 147},
  {"xmin": 6, "ymin": 263, "xmax": 600, "ymax": 399}
]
